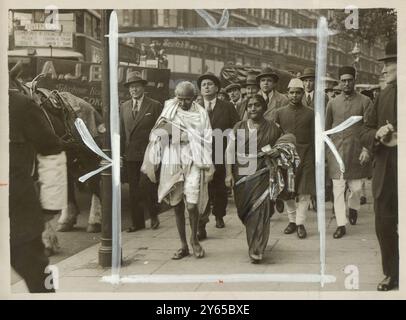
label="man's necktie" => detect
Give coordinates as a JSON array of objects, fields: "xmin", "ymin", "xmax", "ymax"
[
  {"xmin": 265, "ymin": 96, "xmax": 269, "ymax": 105},
  {"xmin": 132, "ymin": 100, "xmax": 138, "ymax": 119},
  {"xmin": 207, "ymin": 101, "xmax": 213, "ymax": 119},
  {"xmin": 306, "ymin": 94, "xmax": 312, "ymax": 106}
]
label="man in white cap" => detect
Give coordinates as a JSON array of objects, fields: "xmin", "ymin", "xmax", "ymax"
[
  {"xmin": 326, "ymin": 66, "xmax": 372, "ymax": 239},
  {"xmin": 273, "ymin": 78, "xmax": 315, "ymax": 239}
]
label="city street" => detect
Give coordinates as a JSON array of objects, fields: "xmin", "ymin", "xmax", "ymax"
[{"xmin": 12, "ymin": 180, "xmax": 386, "ymax": 293}]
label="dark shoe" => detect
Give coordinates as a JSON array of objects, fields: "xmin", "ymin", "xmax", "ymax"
[
  {"xmin": 360, "ymin": 196, "xmax": 367, "ymax": 205},
  {"xmin": 297, "ymin": 225, "xmax": 307, "ymax": 239},
  {"xmin": 377, "ymin": 276, "xmax": 398, "ymax": 291},
  {"xmin": 197, "ymin": 227, "xmax": 207, "ymax": 241},
  {"xmin": 172, "ymin": 247, "xmax": 190, "ymax": 260},
  {"xmin": 333, "ymin": 226, "xmax": 346, "ymax": 239},
  {"xmin": 275, "ymin": 199, "xmax": 284, "ymax": 213},
  {"xmin": 284, "ymin": 222, "xmax": 297, "ymax": 234},
  {"xmin": 349, "ymin": 209, "xmax": 358, "ymax": 225},
  {"xmin": 215, "ymin": 217, "xmax": 225, "ymax": 228},
  {"xmin": 151, "ymin": 217, "xmax": 160, "ymax": 230}
]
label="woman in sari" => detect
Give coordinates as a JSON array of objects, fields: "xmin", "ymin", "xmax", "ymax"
[{"xmin": 225, "ymin": 94, "xmax": 298, "ymax": 263}]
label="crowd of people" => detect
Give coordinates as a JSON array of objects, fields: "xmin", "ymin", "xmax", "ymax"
[
  {"xmin": 120, "ymin": 38, "xmax": 398, "ymax": 291},
  {"xmin": 9, "ymin": 37, "xmax": 397, "ymax": 292}
]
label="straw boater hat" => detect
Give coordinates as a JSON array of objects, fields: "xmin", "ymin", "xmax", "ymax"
[
  {"xmin": 197, "ymin": 72, "xmax": 221, "ymax": 90},
  {"xmin": 124, "ymin": 71, "xmax": 148, "ymax": 87},
  {"xmin": 256, "ymin": 67, "xmax": 279, "ymax": 83},
  {"xmin": 299, "ymin": 68, "xmax": 315, "ymax": 80},
  {"xmin": 287, "ymin": 78, "xmax": 304, "ymax": 89},
  {"xmin": 225, "ymin": 83, "xmax": 241, "ymax": 92},
  {"xmin": 378, "ymin": 38, "xmax": 397, "ymax": 62}
]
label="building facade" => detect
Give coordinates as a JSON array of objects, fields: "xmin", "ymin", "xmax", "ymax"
[
  {"xmin": 8, "ymin": 9, "xmax": 139, "ymax": 64},
  {"xmin": 117, "ymin": 9, "xmax": 385, "ymax": 84}
]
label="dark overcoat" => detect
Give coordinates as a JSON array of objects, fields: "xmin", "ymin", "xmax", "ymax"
[{"xmin": 273, "ymin": 103, "xmax": 315, "ymax": 195}]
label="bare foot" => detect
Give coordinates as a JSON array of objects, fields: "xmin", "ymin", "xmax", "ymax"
[{"xmin": 190, "ymin": 240, "xmax": 205, "ymax": 258}]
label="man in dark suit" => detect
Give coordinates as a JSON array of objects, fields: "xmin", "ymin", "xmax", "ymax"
[
  {"xmin": 120, "ymin": 72, "xmax": 162, "ymax": 232},
  {"xmin": 360, "ymin": 39, "xmax": 398, "ymax": 291},
  {"xmin": 197, "ymin": 73, "xmax": 240, "ymax": 239},
  {"xmin": 9, "ymin": 82, "xmax": 63, "ymax": 292}
]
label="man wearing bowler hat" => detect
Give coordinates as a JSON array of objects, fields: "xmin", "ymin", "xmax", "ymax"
[
  {"xmin": 120, "ymin": 71, "xmax": 162, "ymax": 232},
  {"xmin": 257, "ymin": 67, "xmax": 289, "ymax": 121},
  {"xmin": 361, "ymin": 38, "xmax": 398, "ymax": 291},
  {"xmin": 197, "ymin": 72, "xmax": 240, "ymax": 240}
]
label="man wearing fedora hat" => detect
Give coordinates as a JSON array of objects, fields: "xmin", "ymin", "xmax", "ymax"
[
  {"xmin": 196, "ymin": 73, "xmax": 240, "ymax": 239},
  {"xmin": 326, "ymin": 66, "xmax": 373, "ymax": 239},
  {"xmin": 361, "ymin": 38, "xmax": 398, "ymax": 291},
  {"xmin": 120, "ymin": 71, "xmax": 163, "ymax": 232},
  {"xmin": 256, "ymin": 67, "xmax": 289, "ymax": 122},
  {"xmin": 238, "ymin": 71, "xmax": 260, "ymax": 120},
  {"xmin": 225, "ymin": 83, "xmax": 244, "ymax": 119},
  {"xmin": 299, "ymin": 68, "xmax": 316, "ymax": 109}
]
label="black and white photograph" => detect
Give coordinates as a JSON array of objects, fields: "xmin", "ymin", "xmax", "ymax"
[{"xmin": 1, "ymin": 0, "xmax": 404, "ymax": 299}]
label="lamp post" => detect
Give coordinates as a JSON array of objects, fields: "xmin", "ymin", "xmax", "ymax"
[
  {"xmin": 49, "ymin": 45, "xmax": 53, "ymax": 58},
  {"xmin": 98, "ymin": 9, "xmax": 113, "ymax": 267}
]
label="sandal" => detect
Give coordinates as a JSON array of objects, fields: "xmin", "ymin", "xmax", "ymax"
[{"xmin": 172, "ymin": 248, "xmax": 190, "ymax": 260}]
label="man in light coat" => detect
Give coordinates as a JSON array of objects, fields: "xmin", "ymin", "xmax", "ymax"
[{"xmin": 326, "ymin": 66, "xmax": 372, "ymax": 239}]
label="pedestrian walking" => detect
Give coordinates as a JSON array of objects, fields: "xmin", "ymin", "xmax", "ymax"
[
  {"xmin": 225, "ymin": 94, "xmax": 298, "ymax": 263},
  {"xmin": 326, "ymin": 66, "xmax": 373, "ymax": 238},
  {"xmin": 142, "ymin": 81, "xmax": 214, "ymax": 259},
  {"xmin": 273, "ymin": 78, "xmax": 315, "ymax": 239},
  {"xmin": 120, "ymin": 71, "xmax": 162, "ymax": 232},
  {"xmin": 197, "ymin": 73, "xmax": 240, "ymax": 239},
  {"xmin": 360, "ymin": 39, "xmax": 398, "ymax": 291}
]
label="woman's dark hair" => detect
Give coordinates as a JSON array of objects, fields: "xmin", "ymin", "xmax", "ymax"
[{"xmin": 247, "ymin": 94, "xmax": 267, "ymax": 111}]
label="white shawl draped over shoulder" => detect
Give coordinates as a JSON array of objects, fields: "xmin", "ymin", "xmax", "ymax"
[{"xmin": 141, "ymin": 98, "xmax": 214, "ymax": 214}]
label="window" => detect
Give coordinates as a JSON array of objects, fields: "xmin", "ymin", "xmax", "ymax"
[
  {"xmin": 191, "ymin": 56, "xmax": 202, "ymax": 74},
  {"xmin": 167, "ymin": 54, "xmax": 189, "ymax": 73},
  {"xmin": 84, "ymin": 12, "xmax": 93, "ymax": 36}
]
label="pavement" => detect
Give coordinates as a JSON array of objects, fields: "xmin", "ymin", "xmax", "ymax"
[{"xmin": 11, "ymin": 180, "xmax": 390, "ymax": 294}]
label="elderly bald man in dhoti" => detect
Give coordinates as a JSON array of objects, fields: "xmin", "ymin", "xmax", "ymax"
[{"xmin": 142, "ymin": 81, "xmax": 214, "ymax": 259}]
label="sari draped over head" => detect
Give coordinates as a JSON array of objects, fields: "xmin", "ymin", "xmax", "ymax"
[
  {"xmin": 227, "ymin": 119, "xmax": 298, "ymax": 261},
  {"xmin": 141, "ymin": 98, "xmax": 214, "ymax": 214}
]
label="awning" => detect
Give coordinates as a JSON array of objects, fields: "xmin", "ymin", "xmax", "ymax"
[{"xmin": 8, "ymin": 48, "xmax": 84, "ymax": 60}]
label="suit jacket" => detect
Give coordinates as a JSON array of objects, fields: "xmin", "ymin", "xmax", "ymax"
[
  {"xmin": 209, "ymin": 99, "xmax": 240, "ymax": 162},
  {"xmin": 360, "ymin": 82, "xmax": 397, "ymax": 199},
  {"xmin": 302, "ymin": 92, "xmax": 330, "ymax": 109},
  {"xmin": 259, "ymin": 89, "xmax": 289, "ymax": 121},
  {"xmin": 235, "ymin": 98, "xmax": 247, "ymax": 120},
  {"xmin": 120, "ymin": 96, "xmax": 162, "ymax": 162},
  {"xmin": 302, "ymin": 92, "xmax": 314, "ymax": 108},
  {"xmin": 9, "ymin": 90, "xmax": 63, "ymax": 246}
]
